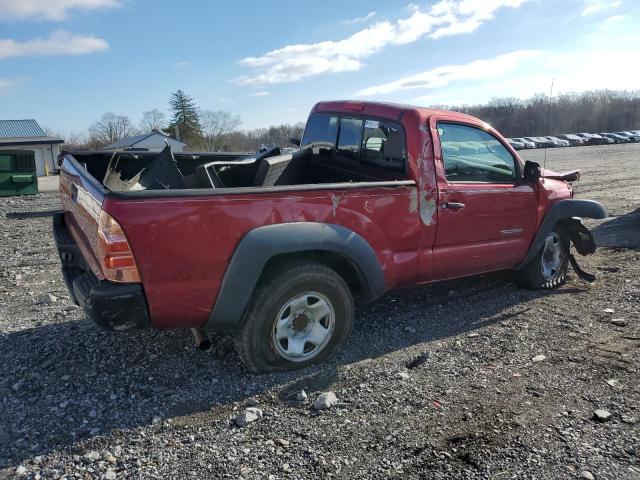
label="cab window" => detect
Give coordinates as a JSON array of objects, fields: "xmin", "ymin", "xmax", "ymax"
[
  {"xmin": 301, "ymin": 114, "xmax": 338, "ymax": 149},
  {"xmin": 300, "ymin": 113, "xmax": 408, "ymax": 178},
  {"xmin": 360, "ymin": 119, "xmax": 406, "ymax": 172},
  {"xmin": 438, "ymin": 123, "xmax": 516, "ymax": 183},
  {"xmin": 337, "ymin": 118, "xmax": 363, "ymax": 160}
]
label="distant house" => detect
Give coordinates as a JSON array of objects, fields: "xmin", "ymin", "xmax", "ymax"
[
  {"xmin": 102, "ymin": 131, "xmax": 187, "ymax": 152},
  {"xmin": 0, "ymin": 119, "xmax": 64, "ymax": 176}
]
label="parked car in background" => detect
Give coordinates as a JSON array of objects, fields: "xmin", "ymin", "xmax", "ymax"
[
  {"xmin": 575, "ymin": 133, "xmax": 605, "ymax": 145},
  {"xmin": 507, "ymin": 138, "xmax": 526, "ymax": 150},
  {"xmin": 525, "ymin": 137, "xmax": 555, "ymax": 148},
  {"xmin": 630, "ymin": 130, "xmax": 640, "ymax": 136},
  {"xmin": 512, "ymin": 138, "xmax": 536, "ymax": 149},
  {"xmin": 545, "ymin": 136, "xmax": 570, "ymax": 147},
  {"xmin": 557, "ymin": 134, "xmax": 586, "ymax": 146},
  {"xmin": 615, "ymin": 131, "xmax": 640, "ymax": 142},
  {"xmin": 601, "ymin": 133, "xmax": 631, "ymax": 144}
]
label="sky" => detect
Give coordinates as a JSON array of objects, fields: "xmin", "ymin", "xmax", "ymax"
[{"xmin": 0, "ymin": 0, "xmax": 639, "ymax": 136}]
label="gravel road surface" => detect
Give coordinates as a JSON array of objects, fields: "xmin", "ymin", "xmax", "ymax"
[{"xmin": 1, "ymin": 144, "xmax": 638, "ymax": 479}]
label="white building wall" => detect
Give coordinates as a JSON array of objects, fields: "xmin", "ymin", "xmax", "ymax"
[{"xmin": 0, "ymin": 144, "xmax": 60, "ymax": 176}]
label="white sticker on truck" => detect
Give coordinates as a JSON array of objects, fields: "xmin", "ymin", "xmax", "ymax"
[{"xmin": 365, "ymin": 120, "xmax": 380, "ymax": 130}]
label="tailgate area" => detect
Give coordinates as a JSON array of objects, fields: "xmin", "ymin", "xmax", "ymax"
[{"xmin": 53, "ymin": 212, "xmax": 151, "ymax": 332}]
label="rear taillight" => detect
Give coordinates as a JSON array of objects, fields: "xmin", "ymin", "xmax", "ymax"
[{"xmin": 97, "ymin": 210, "xmax": 141, "ymax": 283}]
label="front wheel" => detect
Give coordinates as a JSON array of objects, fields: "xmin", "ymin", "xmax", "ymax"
[
  {"xmin": 234, "ymin": 261, "xmax": 354, "ymax": 372},
  {"xmin": 516, "ymin": 230, "xmax": 569, "ymax": 289}
]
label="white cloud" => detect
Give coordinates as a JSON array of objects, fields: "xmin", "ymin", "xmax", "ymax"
[
  {"xmin": 236, "ymin": 0, "xmax": 530, "ymax": 86},
  {"xmin": 0, "ymin": 0, "xmax": 120, "ymax": 21},
  {"xmin": 0, "ymin": 30, "xmax": 109, "ymax": 60},
  {"xmin": 603, "ymin": 14, "xmax": 630, "ymax": 23},
  {"xmin": 581, "ymin": 0, "xmax": 621, "ymax": 16},
  {"xmin": 171, "ymin": 61, "xmax": 191, "ymax": 68},
  {"xmin": 358, "ymin": 50, "xmax": 540, "ymax": 96},
  {"xmin": 0, "ymin": 78, "xmax": 19, "ymax": 94},
  {"xmin": 342, "ymin": 11, "xmax": 377, "ymax": 25},
  {"xmin": 403, "ymin": 46, "xmax": 640, "ymax": 108},
  {"xmin": 249, "ymin": 91, "xmax": 270, "ymax": 97}
]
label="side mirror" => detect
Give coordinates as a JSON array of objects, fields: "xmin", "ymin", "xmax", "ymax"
[
  {"xmin": 523, "ymin": 160, "xmax": 541, "ymax": 183},
  {"xmin": 289, "ymin": 138, "xmax": 301, "ymax": 147}
]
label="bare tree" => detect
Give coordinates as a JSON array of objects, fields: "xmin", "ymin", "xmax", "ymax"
[
  {"xmin": 449, "ymin": 89, "xmax": 640, "ymax": 137},
  {"xmin": 139, "ymin": 109, "xmax": 167, "ymax": 132},
  {"xmin": 88, "ymin": 113, "xmax": 136, "ymax": 146},
  {"xmin": 60, "ymin": 132, "xmax": 93, "ymax": 150},
  {"xmin": 199, "ymin": 110, "xmax": 242, "ymax": 151}
]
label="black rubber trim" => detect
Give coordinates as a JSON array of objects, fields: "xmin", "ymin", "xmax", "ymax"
[
  {"xmin": 516, "ymin": 199, "xmax": 607, "ymax": 270},
  {"xmin": 204, "ymin": 222, "xmax": 385, "ymax": 331},
  {"xmin": 53, "ymin": 212, "xmax": 150, "ymax": 331},
  {"xmin": 72, "ymin": 272, "xmax": 150, "ymax": 332}
]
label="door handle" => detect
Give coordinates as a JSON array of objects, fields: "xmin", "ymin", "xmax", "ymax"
[{"xmin": 442, "ymin": 201, "xmax": 466, "ymax": 210}]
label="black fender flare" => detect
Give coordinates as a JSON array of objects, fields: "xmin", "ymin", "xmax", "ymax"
[
  {"xmin": 516, "ymin": 199, "xmax": 607, "ymax": 269},
  {"xmin": 204, "ymin": 222, "xmax": 385, "ymax": 331}
]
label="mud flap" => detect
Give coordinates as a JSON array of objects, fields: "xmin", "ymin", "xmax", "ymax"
[{"xmin": 557, "ymin": 219, "xmax": 597, "ymax": 283}]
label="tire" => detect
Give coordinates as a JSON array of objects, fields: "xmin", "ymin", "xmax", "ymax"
[
  {"xmin": 516, "ymin": 228, "xmax": 569, "ymax": 290},
  {"xmin": 234, "ymin": 261, "xmax": 354, "ymax": 373}
]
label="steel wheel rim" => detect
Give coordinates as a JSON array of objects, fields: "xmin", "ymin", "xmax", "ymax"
[
  {"xmin": 541, "ymin": 232, "xmax": 563, "ymax": 281},
  {"xmin": 272, "ymin": 291, "xmax": 336, "ymax": 362}
]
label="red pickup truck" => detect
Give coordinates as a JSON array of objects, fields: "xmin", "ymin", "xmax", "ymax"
[{"xmin": 54, "ymin": 101, "xmax": 606, "ymax": 372}]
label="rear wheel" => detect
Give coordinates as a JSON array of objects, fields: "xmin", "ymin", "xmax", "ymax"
[
  {"xmin": 234, "ymin": 261, "xmax": 354, "ymax": 372},
  {"xmin": 517, "ymin": 229, "xmax": 569, "ymax": 289}
]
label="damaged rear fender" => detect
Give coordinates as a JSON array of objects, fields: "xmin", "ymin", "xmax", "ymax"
[{"xmin": 517, "ymin": 199, "xmax": 607, "ymax": 270}]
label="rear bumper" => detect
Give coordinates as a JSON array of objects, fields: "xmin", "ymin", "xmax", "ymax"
[{"xmin": 53, "ymin": 212, "xmax": 151, "ymax": 331}]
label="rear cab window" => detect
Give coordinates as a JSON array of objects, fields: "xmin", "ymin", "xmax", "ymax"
[
  {"xmin": 301, "ymin": 114, "xmax": 338, "ymax": 149},
  {"xmin": 301, "ymin": 113, "xmax": 408, "ymax": 178},
  {"xmin": 437, "ymin": 122, "xmax": 517, "ymax": 183}
]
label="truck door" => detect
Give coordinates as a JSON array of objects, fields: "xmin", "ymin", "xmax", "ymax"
[{"xmin": 430, "ymin": 120, "xmax": 537, "ymax": 280}]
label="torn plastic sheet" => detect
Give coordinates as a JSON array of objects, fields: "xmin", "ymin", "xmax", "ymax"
[{"xmin": 103, "ymin": 145, "xmax": 186, "ymax": 192}]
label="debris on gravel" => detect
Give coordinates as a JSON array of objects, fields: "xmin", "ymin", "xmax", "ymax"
[
  {"xmin": 610, "ymin": 318, "xmax": 627, "ymax": 327},
  {"xmin": 405, "ymin": 350, "xmax": 430, "ymax": 369},
  {"xmin": 593, "ymin": 409, "xmax": 613, "ymax": 422},
  {"xmin": 532, "ymin": 354, "xmax": 547, "ymax": 362},
  {"xmin": 313, "ymin": 391, "xmax": 339, "ymax": 410},
  {"xmin": 235, "ymin": 407, "xmax": 263, "ymax": 427}
]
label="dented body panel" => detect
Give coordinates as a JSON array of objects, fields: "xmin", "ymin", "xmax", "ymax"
[
  {"xmin": 102, "ymin": 184, "xmax": 421, "ymax": 329},
  {"xmin": 56, "ymin": 100, "xmax": 607, "ymax": 332}
]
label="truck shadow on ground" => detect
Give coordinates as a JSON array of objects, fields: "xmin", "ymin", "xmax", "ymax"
[{"xmin": 0, "ymin": 273, "xmax": 585, "ymax": 467}]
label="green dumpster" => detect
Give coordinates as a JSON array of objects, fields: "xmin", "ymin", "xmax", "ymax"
[{"xmin": 0, "ymin": 150, "xmax": 38, "ymax": 197}]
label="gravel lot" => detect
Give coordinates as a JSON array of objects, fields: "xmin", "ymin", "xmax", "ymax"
[{"xmin": 1, "ymin": 144, "xmax": 638, "ymax": 479}]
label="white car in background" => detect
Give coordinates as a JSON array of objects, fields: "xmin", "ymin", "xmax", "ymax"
[{"xmin": 511, "ymin": 137, "xmax": 536, "ymax": 149}]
